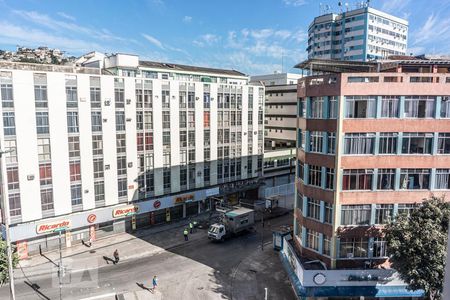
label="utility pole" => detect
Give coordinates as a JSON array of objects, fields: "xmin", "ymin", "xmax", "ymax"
[
  {"xmin": 443, "ymin": 224, "xmax": 450, "ymax": 299},
  {"xmin": 0, "ymin": 148, "xmax": 15, "ymax": 300},
  {"xmin": 58, "ymin": 230, "xmax": 63, "ymax": 300}
]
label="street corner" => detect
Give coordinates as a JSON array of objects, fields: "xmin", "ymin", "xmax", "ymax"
[{"xmin": 51, "ymin": 256, "xmax": 99, "ymax": 289}]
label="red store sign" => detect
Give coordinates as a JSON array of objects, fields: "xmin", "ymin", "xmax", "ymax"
[
  {"xmin": 113, "ymin": 205, "xmax": 139, "ymax": 218},
  {"xmin": 36, "ymin": 219, "xmax": 72, "ymax": 234},
  {"xmin": 87, "ymin": 214, "xmax": 97, "ymax": 223},
  {"xmin": 153, "ymin": 200, "xmax": 161, "ymax": 209}
]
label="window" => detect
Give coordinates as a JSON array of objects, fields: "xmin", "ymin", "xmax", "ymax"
[
  {"xmin": 204, "ymin": 93, "xmax": 210, "ymax": 108},
  {"xmin": 188, "ymin": 149, "xmax": 195, "ymax": 163},
  {"xmin": 298, "ymin": 160, "xmax": 304, "ymax": 181},
  {"xmin": 37, "ymin": 138, "xmax": 51, "ymax": 161},
  {"xmin": 324, "ymin": 202, "xmax": 333, "ymax": 223},
  {"xmin": 187, "ymin": 91, "xmax": 195, "ymax": 108},
  {"xmin": 163, "ymin": 152, "xmax": 171, "ymax": 167},
  {"xmin": 342, "ymin": 169, "xmax": 373, "ymax": 190},
  {"xmin": 344, "ymin": 133, "xmax": 375, "ymax": 154},
  {"xmin": 441, "ymin": 96, "xmax": 450, "ymax": 118},
  {"xmin": 116, "ymin": 133, "xmax": 126, "ymax": 153},
  {"xmin": 348, "ymin": 76, "xmax": 379, "ymax": 83},
  {"xmin": 380, "ymin": 96, "xmax": 399, "ymax": 118},
  {"xmin": 377, "ymin": 168, "xmax": 395, "ymax": 190},
  {"xmin": 136, "ymin": 111, "xmax": 143, "ymax": 130},
  {"xmin": 309, "ymin": 131, "xmax": 323, "ymax": 153},
  {"xmin": 90, "ymin": 87, "xmax": 101, "ymax": 108},
  {"xmin": 188, "ymin": 111, "xmax": 195, "ymax": 128},
  {"xmin": 373, "ymin": 238, "xmax": 388, "ymax": 257},
  {"xmin": 180, "ymin": 131, "xmax": 187, "ymax": 147},
  {"xmin": 180, "ymin": 167, "xmax": 187, "ymax": 186},
  {"xmin": 66, "ymin": 86, "xmax": 78, "ymax": 108},
  {"xmin": 94, "ymin": 181, "xmax": 105, "ymax": 202},
  {"xmin": 397, "ymin": 203, "xmax": 417, "ymax": 217},
  {"xmin": 400, "ymin": 169, "xmax": 430, "ymax": 190},
  {"xmin": 438, "ymin": 133, "xmax": 450, "ymax": 154},
  {"xmin": 325, "ymin": 167, "xmax": 335, "ymax": 189},
  {"xmin": 308, "ymin": 165, "xmax": 322, "ymax": 187},
  {"xmin": 144, "ymin": 111, "xmax": 153, "ymax": 130},
  {"xmin": 34, "ymin": 85, "xmax": 48, "ymax": 108},
  {"xmin": 327, "ymin": 132, "xmax": 336, "ymax": 154},
  {"xmin": 4, "ymin": 139, "xmax": 17, "ymax": 164},
  {"xmin": 163, "ymin": 168, "xmax": 171, "ymax": 189},
  {"xmin": 299, "ymin": 98, "xmax": 306, "ymax": 117},
  {"xmin": 115, "ymin": 87, "xmax": 125, "ymax": 108},
  {"xmin": 91, "ymin": 112, "xmax": 102, "ymax": 132},
  {"xmin": 9, "ymin": 193, "xmax": 21, "ymax": 217},
  {"xmin": 163, "ymin": 131, "xmax": 171, "ymax": 146},
  {"xmin": 204, "ymin": 130, "xmax": 210, "ymax": 146},
  {"xmin": 41, "ymin": 188, "xmax": 54, "ymax": 211},
  {"xmin": 379, "ymin": 133, "xmax": 398, "ymax": 154},
  {"xmin": 162, "ymin": 90, "xmax": 170, "ymax": 108},
  {"xmin": 204, "ymin": 111, "xmax": 210, "ymax": 128},
  {"xmin": 306, "ymin": 229, "xmax": 320, "ymax": 251},
  {"xmin": 118, "ymin": 178, "xmax": 127, "ymax": 198},
  {"xmin": 402, "ymin": 133, "xmax": 433, "ymax": 154},
  {"xmin": 310, "ymin": 97, "xmax": 324, "ymax": 118},
  {"xmin": 345, "ymin": 96, "xmax": 376, "ymax": 118},
  {"xmin": 180, "ymin": 150, "xmax": 187, "ymax": 165},
  {"xmin": 404, "ymin": 96, "xmax": 435, "ymax": 118},
  {"xmin": 162, "ymin": 111, "xmax": 170, "ymax": 129},
  {"xmin": 117, "ymin": 156, "xmax": 127, "ymax": 176},
  {"xmin": 204, "ymin": 148, "xmax": 210, "ymax": 161},
  {"xmin": 204, "ymin": 163, "xmax": 210, "ymax": 182},
  {"xmin": 179, "ymin": 111, "xmax": 187, "ymax": 128},
  {"xmin": 93, "ymin": 158, "xmax": 104, "ymax": 179},
  {"xmin": 435, "ymin": 169, "xmax": 450, "ymax": 189},
  {"xmin": 307, "ymin": 198, "xmax": 320, "ymax": 220},
  {"xmin": 3, "ymin": 112, "xmax": 16, "ymax": 135},
  {"xmin": 67, "ymin": 112, "xmax": 79, "ymax": 133},
  {"xmin": 188, "ymin": 131, "xmax": 195, "ymax": 147},
  {"xmin": 35, "ymin": 111, "xmax": 49, "ymax": 134},
  {"xmin": 341, "ymin": 205, "xmax": 371, "ymax": 225},
  {"xmin": 92, "ymin": 135, "xmax": 103, "ymax": 155},
  {"xmin": 375, "ymin": 204, "xmax": 393, "ymax": 224},
  {"xmin": 328, "ymin": 96, "xmax": 338, "ymax": 119},
  {"xmin": 1, "ymin": 82, "xmax": 13, "ymax": 108},
  {"xmin": 179, "ymin": 91, "xmax": 187, "ymax": 108},
  {"xmin": 248, "ymin": 111, "xmax": 253, "ymax": 125},
  {"xmin": 68, "ymin": 136, "xmax": 80, "ymax": 158},
  {"xmin": 116, "ymin": 111, "xmax": 125, "ymax": 131},
  {"xmin": 71, "ymin": 184, "xmax": 82, "ymax": 206},
  {"xmin": 323, "ymin": 235, "xmax": 331, "ymax": 256},
  {"xmin": 339, "ymin": 238, "xmax": 369, "ymax": 258},
  {"xmin": 69, "ymin": 161, "xmax": 81, "ymax": 182},
  {"xmin": 7, "ymin": 167, "xmax": 19, "ymax": 190}
]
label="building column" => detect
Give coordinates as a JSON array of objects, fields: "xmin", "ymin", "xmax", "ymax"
[
  {"xmin": 323, "ymin": 96, "xmax": 329, "ymax": 119},
  {"xmin": 306, "ymin": 97, "xmax": 311, "ymax": 118},
  {"xmin": 430, "ymin": 168, "xmax": 436, "ymax": 190},
  {"xmin": 399, "ymin": 96, "xmax": 405, "ymax": 118},
  {"xmin": 304, "ymin": 164, "xmax": 310, "ymax": 185},
  {"xmin": 301, "ymin": 226, "xmax": 307, "ymax": 244},
  {"xmin": 375, "ymin": 96, "xmax": 382, "ymax": 118},
  {"xmin": 305, "ymin": 130, "xmax": 310, "ymax": 152},
  {"xmin": 374, "ymin": 132, "xmax": 380, "ymax": 155},
  {"xmin": 436, "ymin": 96, "xmax": 442, "ymax": 119},
  {"xmin": 370, "ymin": 203, "xmax": 377, "ymax": 225},
  {"xmin": 394, "ymin": 168, "xmax": 401, "ymax": 190},
  {"xmin": 322, "ymin": 132, "xmax": 328, "ymax": 154},
  {"xmin": 319, "ymin": 200, "xmax": 325, "ymax": 223},
  {"xmin": 432, "ymin": 132, "xmax": 439, "ymax": 155},
  {"xmin": 319, "ymin": 233, "xmax": 324, "ymax": 254},
  {"xmin": 396, "ymin": 132, "xmax": 403, "ymax": 154},
  {"xmin": 302, "ymin": 195, "xmax": 308, "ymax": 217},
  {"xmin": 393, "ymin": 203, "xmax": 399, "ymax": 217},
  {"xmin": 321, "ymin": 166, "xmax": 327, "ymax": 189},
  {"xmin": 372, "ymin": 169, "xmax": 378, "ymax": 191}
]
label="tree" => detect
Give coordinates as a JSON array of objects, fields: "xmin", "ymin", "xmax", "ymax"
[
  {"xmin": 0, "ymin": 240, "xmax": 18, "ymax": 286},
  {"xmin": 384, "ymin": 196, "xmax": 450, "ymax": 300}
]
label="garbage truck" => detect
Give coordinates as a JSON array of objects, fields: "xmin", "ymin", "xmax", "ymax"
[{"xmin": 208, "ymin": 207, "xmax": 255, "ymax": 241}]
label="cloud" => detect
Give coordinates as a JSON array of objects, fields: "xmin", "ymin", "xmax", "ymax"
[
  {"xmin": 413, "ymin": 13, "xmax": 450, "ymax": 45},
  {"xmin": 57, "ymin": 12, "xmax": 76, "ymax": 21},
  {"xmin": 142, "ymin": 33, "xmax": 164, "ymax": 49},
  {"xmin": 381, "ymin": 0, "xmax": 411, "ymax": 13},
  {"xmin": 182, "ymin": 16, "xmax": 192, "ymax": 23},
  {"xmin": 193, "ymin": 34, "xmax": 220, "ymax": 47},
  {"xmin": 282, "ymin": 0, "xmax": 307, "ymax": 7}
]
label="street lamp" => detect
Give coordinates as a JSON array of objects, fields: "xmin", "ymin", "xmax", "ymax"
[{"xmin": 0, "ymin": 148, "xmax": 15, "ymax": 300}]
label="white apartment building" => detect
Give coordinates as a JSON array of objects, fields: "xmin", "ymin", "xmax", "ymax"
[
  {"xmin": 0, "ymin": 53, "xmax": 264, "ymax": 257},
  {"xmin": 307, "ymin": 5, "xmax": 408, "ymax": 61}
]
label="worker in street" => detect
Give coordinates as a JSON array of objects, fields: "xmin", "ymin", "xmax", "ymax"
[
  {"xmin": 183, "ymin": 228, "xmax": 189, "ymax": 241},
  {"xmin": 113, "ymin": 249, "xmax": 120, "ymax": 264},
  {"xmin": 189, "ymin": 222, "xmax": 194, "ymax": 234}
]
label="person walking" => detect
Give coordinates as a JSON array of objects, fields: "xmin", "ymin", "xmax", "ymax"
[
  {"xmin": 189, "ymin": 222, "xmax": 193, "ymax": 234},
  {"xmin": 113, "ymin": 249, "xmax": 119, "ymax": 264},
  {"xmin": 151, "ymin": 275, "xmax": 158, "ymax": 292},
  {"xmin": 183, "ymin": 228, "xmax": 189, "ymax": 241}
]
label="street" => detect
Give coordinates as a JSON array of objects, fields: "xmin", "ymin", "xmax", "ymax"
[{"xmin": 0, "ymin": 213, "xmax": 295, "ymax": 300}]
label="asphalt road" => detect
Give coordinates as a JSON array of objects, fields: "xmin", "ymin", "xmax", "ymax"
[{"xmin": 1, "ymin": 213, "xmax": 295, "ymax": 300}]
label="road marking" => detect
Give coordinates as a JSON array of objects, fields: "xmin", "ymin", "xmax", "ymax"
[{"xmin": 78, "ymin": 292, "xmax": 116, "ymax": 300}]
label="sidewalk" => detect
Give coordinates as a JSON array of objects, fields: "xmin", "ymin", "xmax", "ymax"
[{"xmin": 16, "ymin": 214, "xmax": 211, "ymax": 279}]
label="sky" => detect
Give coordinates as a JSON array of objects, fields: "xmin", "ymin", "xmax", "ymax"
[{"xmin": 0, "ymin": 0, "xmax": 449, "ymax": 75}]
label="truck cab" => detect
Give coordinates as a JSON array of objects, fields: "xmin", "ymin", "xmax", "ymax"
[{"xmin": 208, "ymin": 223, "xmax": 226, "ymax": 241}]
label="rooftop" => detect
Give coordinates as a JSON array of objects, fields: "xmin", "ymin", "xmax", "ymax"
[
  {"xmin": 295, "ymin": 57, "xmax": 450, "ymax": 73},
  {"xmin": 139, "ymin": 60, "xmax": 247, "ymax": 77}
]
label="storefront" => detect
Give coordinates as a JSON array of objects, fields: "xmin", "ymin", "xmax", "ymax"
[{"xmin": 9, "ymin": 187, "xmax": 220, "ymax": 258}]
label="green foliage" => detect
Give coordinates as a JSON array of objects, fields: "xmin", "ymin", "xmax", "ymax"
[
  {"xmin": 384, "ymin": 196, "xmax": 450, "ymax": 300},
  {"xmin": 0, "ymin": 240, "xmax": 18, "ymax": 286}
]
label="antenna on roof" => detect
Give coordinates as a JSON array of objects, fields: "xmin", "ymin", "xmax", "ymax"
[{"xmin": 338, "ymin": 1, "xmax": 343, "ymax": 13}]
